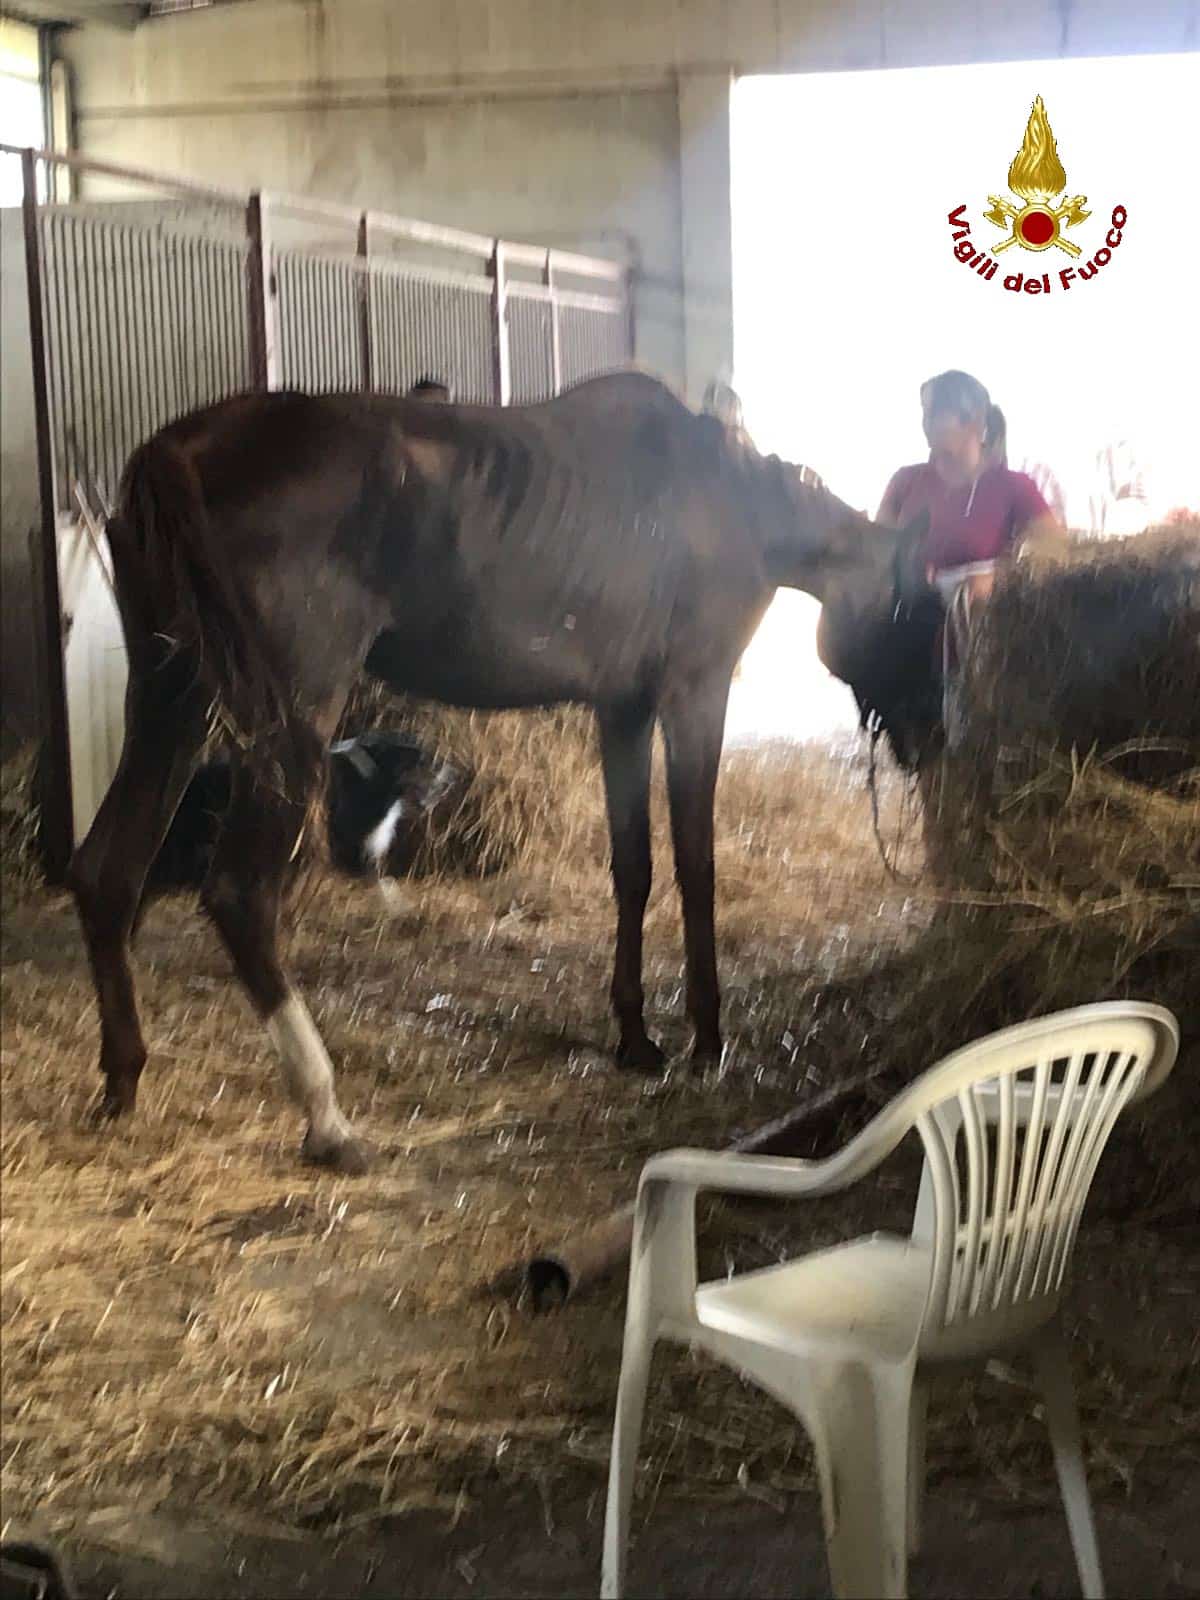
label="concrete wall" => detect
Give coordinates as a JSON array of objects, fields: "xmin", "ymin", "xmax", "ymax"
[
  {"xmin": 56, "ymin": 0, "xmax": 1199, "ymax": 401},
  {"xmin": 59, "ymin": 22, "xmax": 689, "ymax": 383}
]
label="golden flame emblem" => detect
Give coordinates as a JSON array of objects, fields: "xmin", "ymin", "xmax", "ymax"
[{"xmin": 984, "ymin": 96, "xmax": 1090, "ymax": 256}]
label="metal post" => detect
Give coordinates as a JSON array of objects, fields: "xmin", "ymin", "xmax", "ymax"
[
  {"xmin": 245, "ymin": 191, "xmax": 277, "ymax": 389},
  {"xmin": 356, "ymin": 211, "xmax": 373, "ymax": 392},
  {"xmin": 20, "ymin": 147, "xmax": 74, "ymax": 882},
  {"xmin": 545, "ymin": 250, "xmax": 562, "ymax": 396},
  {"xmin": 490, "ymin": 241, "xmax": 511, "ymax": 406}
]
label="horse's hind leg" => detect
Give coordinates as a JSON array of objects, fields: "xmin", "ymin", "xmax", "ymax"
[
  {"xmin": 70, "ymin": 688, "xmax": 208, "ymax": 1118},
  {"xmin": 201, "ymin": 758, "xmax": 369, "ymax": 1175}
]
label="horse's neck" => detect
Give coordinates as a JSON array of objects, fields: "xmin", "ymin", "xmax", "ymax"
[{"xmin": 748, "ymin": 454, "xmax": 866, "ymax": 595}]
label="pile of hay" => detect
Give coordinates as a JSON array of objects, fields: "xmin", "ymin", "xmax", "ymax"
[{"xmin": 925, "ymin": 524, "xmax": 1199, "ymax": 1029}]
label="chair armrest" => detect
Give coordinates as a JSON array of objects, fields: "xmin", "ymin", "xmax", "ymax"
[
  {"xmin": 639, "ymin": 1144, "xmax": 881, "ymax": 1200},
  {"xmin": 626, "ymin": 1149, "xmax": 864, "ymax": 1327}
]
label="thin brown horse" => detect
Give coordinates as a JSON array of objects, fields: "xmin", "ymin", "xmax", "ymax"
[{"xmin": 70, "ymin": 372, "xmax": 923, "ymax": 1173}]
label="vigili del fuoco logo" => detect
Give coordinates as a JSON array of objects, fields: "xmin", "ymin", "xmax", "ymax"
[{"xmin": 947, "ymin": 96, "xmax": 1128, "ymax": 296}]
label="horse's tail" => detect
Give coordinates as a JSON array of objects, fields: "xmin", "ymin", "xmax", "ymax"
[{"xmin": 110, "ymin": 437, "xmax": 323, "ymax": 810}]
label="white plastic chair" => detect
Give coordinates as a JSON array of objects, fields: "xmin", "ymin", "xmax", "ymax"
[{"xmin": 602, "ymin": 1001, "xmax": 1179, "ymax": 1600}]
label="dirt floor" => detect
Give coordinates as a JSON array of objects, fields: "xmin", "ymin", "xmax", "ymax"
[
  {"xmin": 37, "ymin": 1477, "xmax": 1200, "ymax": 1599},
  {"xmin": 2, "ymin": 739, "xmax": 1197, "ymax": 1598}
]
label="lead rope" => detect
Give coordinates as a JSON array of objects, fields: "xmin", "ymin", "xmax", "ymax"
[{"xmin": 865, "ymin": 717, "xmax": 922, "ymax": 884}]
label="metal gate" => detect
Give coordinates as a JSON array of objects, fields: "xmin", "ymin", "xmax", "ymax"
[{"xmin": 6, "ymin": 143, "xmax": 634, "ymax": 875}]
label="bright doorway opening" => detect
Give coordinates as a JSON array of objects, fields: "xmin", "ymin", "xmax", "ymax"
[
  {"xmin": 727, "ymin": 52, "xmax": 1199, "ymax": 745},
  {"xmin": 0, "ymin": 19, "xmax": 45, "ymax": 205}
]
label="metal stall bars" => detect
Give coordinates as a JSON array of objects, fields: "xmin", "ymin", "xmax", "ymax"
[
  {"xmin": 7, "ymin": 143, "xmax": 635, "ymax": 875},
  {"xmin": 267, "ymin": 193, "xmax": 633, "ymax": 407},
  {"xmin": 10, "ymin": 144, "xmax": 254, "ymax": 877},
  {"xmin": 503, "ymin": 243, "xmax": 630, "ymax": 403}
]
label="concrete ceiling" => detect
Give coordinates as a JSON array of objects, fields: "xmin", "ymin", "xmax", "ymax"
[{"xmin": 6, "ymin": 1, "xmax": 144, "ymax": 28}]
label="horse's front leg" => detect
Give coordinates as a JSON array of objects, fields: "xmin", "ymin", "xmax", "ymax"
[
  {"xmin": 660, "ymin": 674, "xmax": 731, "ymax": 1064},
  {"xmin": 597, "ymin": 700, "xmax": 664, "ymax": 1071}
]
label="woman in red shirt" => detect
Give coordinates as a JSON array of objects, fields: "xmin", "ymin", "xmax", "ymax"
[
  {"xmin": 878, "ymin": 373, "xmax": 1068, "ymax": 850},
  {"xmin": 878, "ymin": 369, "xmax": 1066, "ymax": 614}
]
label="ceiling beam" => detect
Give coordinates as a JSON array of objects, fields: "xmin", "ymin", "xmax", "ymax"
[{"xmin": 5, "ymin": 2, "xmax": 143, "ymax": 30}]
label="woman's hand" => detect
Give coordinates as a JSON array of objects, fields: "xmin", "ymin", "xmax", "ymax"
[
  {"xmin": 963, "ymin": 569, "xmax": 996, "ymax": 604},
  {"xmin": 1017, "ymin": 513, "xmax": 1070, "ymax": 568}
]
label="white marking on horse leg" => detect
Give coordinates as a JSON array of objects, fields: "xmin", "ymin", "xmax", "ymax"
[
  {"xmin": 265, "ymin": 989, "xmax": 355, "ymax": 1152},
  {"xmin": 363, "ymin": 798, "xmax": 407, "ymax": 873}
]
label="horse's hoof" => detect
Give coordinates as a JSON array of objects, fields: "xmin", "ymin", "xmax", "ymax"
[
  {"xmin": 616, "ymin": 1036, "xmax": 667, "ymax": 1073},
  {"xmin": 301, "ymin": 1129, "xmax": 372, "ymax": 1175},
  {"xmin": 92, "ymin": 1090, "xmax": 135, "ymax": 1125}
]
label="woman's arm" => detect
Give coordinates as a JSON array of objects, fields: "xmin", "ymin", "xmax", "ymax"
[
  {"xmin": 1009, "ymin": 473, "xmax": 1070, "ymax": 567},
  {"xmin": 1018, "ymin": 512, "xmax": 1071, "ymax": 566}
]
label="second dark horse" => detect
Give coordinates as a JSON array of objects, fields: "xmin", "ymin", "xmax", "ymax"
[{"xmin": 71, "ymin": 372, "xmax": 922, "ymax": 1173}]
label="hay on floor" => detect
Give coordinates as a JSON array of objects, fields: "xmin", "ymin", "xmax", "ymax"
[{"xmin": 2, "ymin": 520, "xmax": 1197, "ymax": 1542}]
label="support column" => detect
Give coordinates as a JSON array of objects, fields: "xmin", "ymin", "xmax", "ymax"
[
  {"xmin": 21, "ymin": 147, "xmax": 74, "ymax": 880},
  {"xmin": 677, "ymin": 69, "xmax": 735, "ymax": 407}
]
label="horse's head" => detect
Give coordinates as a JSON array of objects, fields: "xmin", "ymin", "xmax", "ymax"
[
  {"xmin": 813, "ymin": 505, "xmax": 929, "ymax": 628},
  {"xmin": 814, "ymin": 510, "xmax": 941, "ymax": 768},
  {"xmin": 762, "ymin": 455, "xmax": 926, "ymax": 606}
]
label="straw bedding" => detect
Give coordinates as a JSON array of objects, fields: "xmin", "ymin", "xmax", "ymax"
[{"xmin": 1, "ymin": 521, "xmax": 1197, "ymax": 1548}]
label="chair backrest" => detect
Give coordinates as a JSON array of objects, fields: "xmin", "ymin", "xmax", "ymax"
[{"xmin": 905, "ymin": 1003, "xmax": 1178, "ymax": 1357}]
